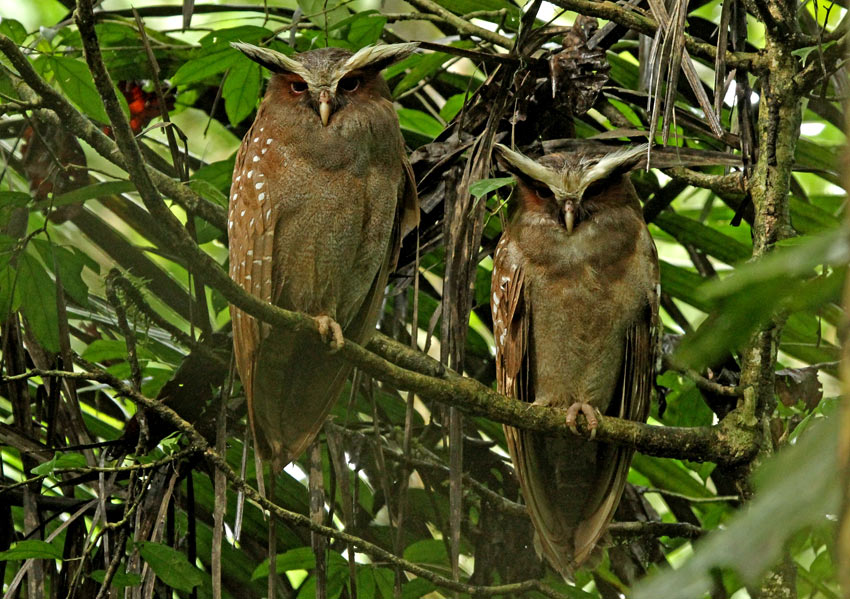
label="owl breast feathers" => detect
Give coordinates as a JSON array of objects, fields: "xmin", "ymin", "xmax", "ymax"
[
  {"xmin": 492, "ymin": 143, "xmax": 659, "ymax": 578},
  {"xmin": 227, "ymin": 42, "xmax": 419, "ymax": 470}
]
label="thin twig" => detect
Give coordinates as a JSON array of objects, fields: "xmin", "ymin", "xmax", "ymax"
[{"xmin": 403, "ymin": 0, "xmax": 514, "ymax": 48}]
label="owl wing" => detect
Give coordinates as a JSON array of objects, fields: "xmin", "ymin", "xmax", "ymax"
[
  {"xmin": 400, "ymin": 157, "xmax": 420, "ymax": 240},
  {"xmin": 228, "ymin": 125, "xmax": 277, "ymax": 445},
  {"xmin": 491, "ymin": 233, "xmax": 529, "ymax": 404},
  {"xmin": 386, "ymin": 154, "xmax": 420, "ymax": 270},
  {"xmin": 349, "ymin": 152, "xmax": 419, "ymax": 343}
]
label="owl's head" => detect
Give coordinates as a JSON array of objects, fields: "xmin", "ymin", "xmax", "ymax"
[
  {"xmin": 232, "ymin": 42, "xmax": 418, "ymax": 126},
  {"xmin": 494, "ymin": 143, "xmax": 648, "ymax": 234}
]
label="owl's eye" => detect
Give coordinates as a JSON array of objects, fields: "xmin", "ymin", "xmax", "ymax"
[
  {"xmin": 584, "ymin": 179, "xmax": 607, "ymax": 198},
  {"xmin": 290, "ymin": 80, "xmax": 308, "ymax": 94},
  {"xmin": 534, "ymin": 184, "xmax": 553, "ymax": 199},
  {"xmin": 339, "ymin": 76, "xmax": 360, "ymax": 93}
]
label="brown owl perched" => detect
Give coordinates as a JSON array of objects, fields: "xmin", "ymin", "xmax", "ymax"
[
  {"xmin": 491, "ymin": 143, "xmax": 659, "ymax": 578},
  {"xmin": 227, "ymin": 42, "xmax": 419, "ymax": 470}
]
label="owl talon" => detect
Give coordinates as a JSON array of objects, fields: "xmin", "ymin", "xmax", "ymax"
[
  {"xmin": 315, "ymin": 315, "xmax": 344, "ymax": 353},
  {"xmin": 565, "ymin": 402, "xmax": 599, "ymax": 439}
]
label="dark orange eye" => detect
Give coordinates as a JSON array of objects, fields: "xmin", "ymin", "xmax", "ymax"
[
  {"xmin": 584, "ymin": 180, "xmax": 607, "ymax": 198},
  {"xmin": 339, "ymin": 77, "xmax": 360, "ymax": 92},
  {"xmin": 535, "ymin": 185, "xmax": 553, "ymax": 199},
  {"xmin": 290, "ymin": 80, "xmax": 308, "ymax": 94}
]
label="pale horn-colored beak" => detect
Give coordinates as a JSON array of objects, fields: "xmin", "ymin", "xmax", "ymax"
[
  {"xmin": 318, "ymin": 89, "xmax": 332, "ymax": 126},
  {"xmin": 564, "ymin": 201, "xmax": 575, "ymax": 234}
]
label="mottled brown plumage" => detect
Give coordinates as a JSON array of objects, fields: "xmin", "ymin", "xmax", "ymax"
[
  {"xmin": 228, "ymin": 43, "xmax": 419, "ymax": 470},
  {"xmin": 491, "ymin": 144, "xmax": 659, "ymax": 578}
]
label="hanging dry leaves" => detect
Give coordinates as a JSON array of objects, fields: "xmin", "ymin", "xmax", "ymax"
[{"xmin": 549, "ymin": 16, "xmax": 610, "ymax": 118}]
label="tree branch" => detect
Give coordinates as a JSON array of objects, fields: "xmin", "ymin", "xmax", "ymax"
[
  {"xmin": 548, "ymin": 0, "xmax": 759, "ymax": 70},
  {"xmin": 402, "ymin": 0, "xmax": 514, "ymax": 49},
  {"xmin": 666, "ymin": 167, "xmax": 747, "ymax": 199},
  {"xmin": 794, "ymin": 32, "xmax": 849, "ymax": 93},
  {"xmin": 608, "ymin": 521, "xmax": 704, "ymax": 540}
]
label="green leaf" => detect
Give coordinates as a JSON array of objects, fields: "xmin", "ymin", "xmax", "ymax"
[
  {"xmin": 252, "ymin": 547, "xmax": 313, "ymax": 580},
  {"xmin": 356, "ymin": 566, "xmax": 376, "ymax": 598},
  {"xmin": 396, "ymin": 108, "xmax": 443, "ymax": 140},
  {"xmin": 0, "ymin": 191, "xmax": 30, "ymax": 229},
  {"xmin": 252, "ymin": 546, "xmax": 348, "ymax": 580},
  {"xmin": 50, "ymin": 56, "xmax": 109, "ymax": 122},
  {"xmin": 439, "ymin": 93, "xmax": 467, "ymax": 122},
  {"xmin": 789, "ymin": 197, "xmax": 841, "ymax": 234},
  {"xmin": 795, "ymin": 138, "xmax": 840, "ymax": 183},
  {"xmin": 52, "ymin": 181, "xmax": 136, "ymax": 208},
  {"xmin": 706, "ymin": 230, "xmax": 849, "ymax": 301},
  {"xmin": 0, "ymin": 18, "xmax": 28, "ymax": 44},
  {"xmin": 0, "ymin": 540, "xmax": 63, "ymax": 561},
  {"xmin": 791, "ymin": 46, "xmax": 817, "ymax": 60},
  {"xmin": 32, "ymin": 451, "xmax": 87, "ymax": 475},
  {"xmin": 31, "ymin": 239, "xmax": 91, "ymax": 308},
  {"xmin": 298, "ymin": 0, "xmax": 351, "ymax": 29},
  {"xmin": 171, "ymin": 49, "xmax": 242, "ymax": 86},
  {"xmin": 192, "ymin": 157, "xmax": 237, "ymax": 193},
  {"xmin": 401, "ymin": 578, "xmax": 438, "ymax": 598},
  {"xmin": 83, "ymin": 339, "xmax": 156, "ymax": 363},
  {"xmin": 18, "ymin": 248, "xmax": 59, "ymax": 352},
  {"xmin": 173, "ymin": 26, "xmax": 272, "ymax": 85},
  {"xmin": 653, "ymin": 212, "xmax": 751, "ymax": 264},
  {"xmin": 658, "ymin": 261, "xmax": 709, "ymax": 312},
  {"xmin": 403, "ymin": 539, "xmax": 448, "ymax": 565},
  {"xmin": 0, "ymin": 259, "xmax": 21, "ymax": 318},
  {"xmin": 469, "ymin": 177, "xmax": 514, "ymax": 199},
  {"xmin": 223, "ymin": 55, "xmax": 261, "ymax": 126},
  {"xmin": 372, "ymin": 567, "xmax": 395, "ymax": 598},
  {"xmin": 90, "ymin": 569, "xmax": 143, "ymax": 588},
  {"xmin": 634, "ymin": 416, "xmax": 840, "ymax": 599},
  {"xmin": 188, "ymin": 179, "xmax": 229, "ymax": 209},
  {"xmin": 631, "ymin": 454, "xmax": 715, "ymax": 499},
  {"xmin": 199, "ymin": 26, "xmax": 273, "ymax": 49},
  {"xmin": 192, "ymin": 217, "xmax": 225, "ymax": 244},
  {"xmin": 137, "ymin": 541, "xmax": 204, "ymax": 592},
  {"xmin": 393, "ymin": 51, "xmax": 451, "ymax": 97},
  {"xmin": 296, "ymin": 567, "xmax": 347, "ymax": 599},
  {"xmin": 607, "ymin": 51, "xmax": 640, "ymax": 91},
  {"xmin": 346, "ymin": 12, "xmax": 387, "ymax": 47}
]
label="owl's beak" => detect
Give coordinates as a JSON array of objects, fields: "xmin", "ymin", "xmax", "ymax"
[
  {"xmin": 563, "ymin": 201, "xmax": 575, "ymax": 234},
  {"xmin": 318, "ymin": 89, "xmax": 333, "ymax": 126}
]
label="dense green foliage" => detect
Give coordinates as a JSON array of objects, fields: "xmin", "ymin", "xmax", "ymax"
[{"xmin": 0, "ymin": 1, "xmax": 847, "ymax": 598}]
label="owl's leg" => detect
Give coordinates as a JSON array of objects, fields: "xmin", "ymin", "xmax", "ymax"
[
  {"xmin": 314, "ymin": 314, "xmax": 344, "ymax": 353},
  {"xmin": 565, "ymin": 402, "xmax": 600, "ymax": 440}
]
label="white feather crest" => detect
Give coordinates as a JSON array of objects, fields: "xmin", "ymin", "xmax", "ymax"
[
  {"xmin": 230, "ymin": 42, "xmax": 312, "ymax": 80},
  {"xmin": 582, "ymin": 143, "xmax": 649, "ymax": 186},
  {"xmin": 494, "ymin": 144, "xmax": 563, "ymax": 192},
  {"xmin": 342, "ymin": 42, "xmax": 420, "ymax": 72}
]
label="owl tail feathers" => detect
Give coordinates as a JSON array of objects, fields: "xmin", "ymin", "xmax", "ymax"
[
  {"xmin": 572, "ymin": 447, "xmax": 635, "ymax": 570},
  {"xmin": 250, "ymin": 330, "xmax": 352, "ymax": 471},
  {"xmin": 532, "ymin": 529, "xmax": 577, "ymax": 581},
  {"xmin": 531, "ymin": 508, "xmax": 607, "ymax": 582}
]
